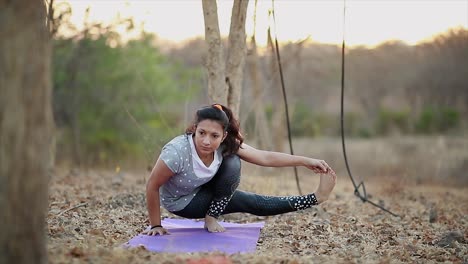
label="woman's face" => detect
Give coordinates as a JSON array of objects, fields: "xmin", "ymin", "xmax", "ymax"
[{"xmin": 193, "ymin": 119, "xmax": 226, "ymax": 156}]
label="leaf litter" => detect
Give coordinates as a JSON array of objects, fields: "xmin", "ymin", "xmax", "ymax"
[{"xmin": 47, "ymin": 167, "xmax": 468, "ymax": 263}]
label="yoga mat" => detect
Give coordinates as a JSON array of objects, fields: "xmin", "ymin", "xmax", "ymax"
[{"xmin": 123, "ymin": 219, "xmax": 265, "ymax": 254}]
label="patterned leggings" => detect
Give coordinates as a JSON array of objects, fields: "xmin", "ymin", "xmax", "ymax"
[{"xmin": 173, "ymin": 155, "xmax": 318, "ymax": 219}]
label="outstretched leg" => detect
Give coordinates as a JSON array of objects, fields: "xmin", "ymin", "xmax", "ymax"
[
  {"xmin": 173, "ymin": 157, "xmax": 336, "ymax": 231},
  {"xmin": 223, "ymin": 191, "xmax": 317, "ymax": 216},
  {"xmin": 224, "ymin": 173, "xmax": 336, "ymax": 215}
]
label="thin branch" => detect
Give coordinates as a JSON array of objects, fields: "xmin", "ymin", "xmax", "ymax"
[{"xmin": 56, "ymin": 202, "xmax": 88, "ymax": 216}]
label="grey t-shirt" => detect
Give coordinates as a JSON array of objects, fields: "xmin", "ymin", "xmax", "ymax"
[{"xmin": 158, "ymin": 134, "xmax": 224, "ymax": 212}]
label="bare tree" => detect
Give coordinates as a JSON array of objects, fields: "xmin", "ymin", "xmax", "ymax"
[
  {"xmin": 225, "ymin": 0, "xmax": 249, "ymax": 115},
  {"xmin": 0, "ymin": 1, "xmax": 53, "ymax": 263},
  {"xmin": 202, "ymin": 0, "xmax": 249, "ymax": 116}
]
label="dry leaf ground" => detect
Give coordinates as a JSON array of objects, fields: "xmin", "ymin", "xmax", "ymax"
[{"xmin": 47, "ymin": 137, "xmax": 468, "ymax": 263}]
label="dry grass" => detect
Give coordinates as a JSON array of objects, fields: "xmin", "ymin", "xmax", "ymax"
[
  {"xmin": 47, "ymin": 136, "xmax": 468, "ymax": 263},
  {"xmin": 288, "ymin": 135, "xmax": 468, "ymax": 185}
]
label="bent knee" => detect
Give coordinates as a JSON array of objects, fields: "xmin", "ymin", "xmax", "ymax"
[{"xmin": 221, "ymin": 154, "xmax": 241, "ymax": 172}]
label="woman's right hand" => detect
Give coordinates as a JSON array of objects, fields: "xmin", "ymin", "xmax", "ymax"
[{"xmin": 142, "ymin": 226, "xmax": 169, "ymax": 236}]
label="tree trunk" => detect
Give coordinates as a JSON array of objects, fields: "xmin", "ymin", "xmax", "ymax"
[
  {"xmin": 0, "ymin": 1, "xmax": 52, "ymax": 263},
  {"xmin": 202, "ymin": 0, "xmax": 227, "ymax": 105},
  {"xmin": 225, "ymin": 0, "xmax": 249, "ymax": 116},
  {"xmin": 202, "ymin": 0, "xmax": 248, "ymax": 118},
  {"xmin": 248, "ymin": 35, "xmax": 272, "ymax": 150}
]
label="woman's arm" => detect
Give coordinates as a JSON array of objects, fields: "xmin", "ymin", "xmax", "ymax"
[
  {"xmin": 237, "ymin": 143, "xmax": 335, "ymax": 174},
  {"xmin": 143, "ymin": 158, "xmax": 174, "ymax": 235}
]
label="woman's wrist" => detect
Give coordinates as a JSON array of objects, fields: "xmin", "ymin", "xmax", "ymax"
[{"xmin": 299, "ymin": 156, "xmax": 310, "ymax": 166}]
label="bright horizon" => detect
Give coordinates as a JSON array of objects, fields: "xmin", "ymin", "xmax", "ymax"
[{"xmin": 59, "ymin": 0, "xmax": 467, "ymax": 47}]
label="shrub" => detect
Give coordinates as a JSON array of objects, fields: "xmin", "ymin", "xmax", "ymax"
[
  {"xmin": 376, "ymin": 109, "xmax": 411, "ymax": 135},
  {"xmin": 415, "ymin": 106, "xmax": 460, "ymax": 133}
]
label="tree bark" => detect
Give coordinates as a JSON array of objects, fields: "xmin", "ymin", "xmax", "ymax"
[
  {"xmin": 202, "ymin": 0, "xmax": 227, "ymax": 105},
  {"xmin": 248, "ymin": 35, "xmax": 272, "ymax": 150},
  {"xmin": 225, "ymin": 0, "xmax": 249, "ymax": 116},
  {"xmin": 0, "ymin": 1, "xmax": 52, "ymax": 263}
]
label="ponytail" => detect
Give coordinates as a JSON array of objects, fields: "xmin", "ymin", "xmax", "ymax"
[{"xmin": 217, "ymin": 104, "xmax": 244, "ymax": 156}]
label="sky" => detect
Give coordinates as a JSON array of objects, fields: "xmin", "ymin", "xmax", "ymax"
[{"xmin": 59, "ymin": 0, "xmax": 468, "ymax": 47}]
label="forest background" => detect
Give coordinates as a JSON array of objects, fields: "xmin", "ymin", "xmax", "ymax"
[
  {"xmin": 2, "ymin": 1, "xmax": 467, "ymax": 263},
  {"xmin": 7, "ymin": 1, "xmax": 462, "ymax": 262},
  {"xmin": 50, "ymin": 1, "xmax": 467, "ymax": 186}
]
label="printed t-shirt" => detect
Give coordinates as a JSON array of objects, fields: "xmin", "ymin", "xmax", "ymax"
[{"xmin": 159, "ymin": 134, "xmax": 223, "ymax": 212}]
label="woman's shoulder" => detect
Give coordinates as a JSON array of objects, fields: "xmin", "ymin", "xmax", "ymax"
[{"xmin": 164, "ymin": 134, "xmax": 190, "ymax": 150}]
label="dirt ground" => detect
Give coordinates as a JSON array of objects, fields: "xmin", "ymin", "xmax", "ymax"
[{"xmin": 46, "ymin": 163, "xmax": 467, "ymax": 263}]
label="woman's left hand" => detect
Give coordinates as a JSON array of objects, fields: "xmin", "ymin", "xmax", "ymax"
[{"xmin": 305, "ymin": 158, "xmax": 336, "ymax": 175}]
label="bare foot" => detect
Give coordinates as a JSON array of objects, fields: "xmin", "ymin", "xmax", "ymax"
[
  {"xmin": 315, "ymin": 173, "xmax": 337, "ymax": 204},
  {"xmin": 204, "ymin": 215, "xmax": 225, "ymax": 233}
]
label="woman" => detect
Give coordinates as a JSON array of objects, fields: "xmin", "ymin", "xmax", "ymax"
[{"xmin": 144, "ymin": 104, "xmax": 336, "ymax": 235}]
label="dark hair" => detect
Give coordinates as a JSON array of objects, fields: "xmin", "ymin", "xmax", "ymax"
[{"xmin": 186, "ymin": 104, "xmax": 244, "ymax": 156}]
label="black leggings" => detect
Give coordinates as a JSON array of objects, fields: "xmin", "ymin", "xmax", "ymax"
[{"xmin": 173, "ymin": 155, "xmax": 318, "ymax": 219}]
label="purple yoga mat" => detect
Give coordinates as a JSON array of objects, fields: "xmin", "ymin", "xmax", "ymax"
[{"xmin": 123, "ymin": 218, "xmax": 265, "ymax": 254}]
